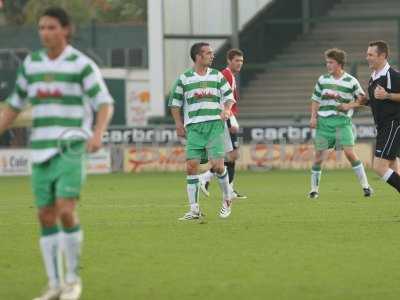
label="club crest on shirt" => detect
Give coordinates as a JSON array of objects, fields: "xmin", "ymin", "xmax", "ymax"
[
  {"xmin": 200, "ymin": 81, "xmax": 208, "ymax": 89},
  {"xmin": 44, "ymin": 73, "xmax": 55, "ymax": 82}
]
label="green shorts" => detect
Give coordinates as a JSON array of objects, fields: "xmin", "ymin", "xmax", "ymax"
[
  {"xmin": 32, "ymin": 142, "xmax": 87, "ymax": 208},
  {"xmin": 186, "ymin": 120, "xmax": 225, "ymax": 163},
  {"xmin": 314, "ymin": 115, "xmax": 355, "ymax": 151}
]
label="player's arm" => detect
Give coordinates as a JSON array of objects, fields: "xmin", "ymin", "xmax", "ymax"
[
  {"xmin": 87, "ymin": 103, "xmax": 114, "ymax": 153},
  {"xmin": 168, "ymin": 78, "xmax": 185, "ymax": 137},
  {"xmin": 1, "ymin": 63, "xmax": 29, "ymax": 135},
  {"xmin": 339, "ymin": 79, "xmax": 368, "ymax": 111},
  {"xmin": 81, "ymin": 61, "xmax": 115, "ymax": 152},
  {"xmin": 171, "ymin": 107, "xmax": 185, "ymax": 137},
  {"xmin": 310, "ymin": 78, "xmax": 322, "ymax": 128},
  {"xmin": 219, "ymin": 74, "xmax": 235, "ymax": 120},
  {"xmin": 220, "ymin": 70, "xmax": 236, "ymax": 121},
  {"xmin": 221, "ymin": 68, "xmax": 234, "ymax": 89},
  {"xmin": 222, "ymin": 100, "xmax": 234, "ymax": 119},
  {"xmin": 310, "ymin": 101, "xmax": 319, "ymax": 129},
  {"xmin": 338, "ymin": 94, "xmax": 368, "ymax": 111},
  {"xmin": 0, "ymin": 105, "xmax": 20, "ymax": 136}
]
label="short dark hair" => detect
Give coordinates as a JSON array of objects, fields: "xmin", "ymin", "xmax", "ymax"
[
  {"xmin": 369, "ymin": 40, "xmax": 389, "ymax": 58},
  {"xmin": 41, "ymin": 7, "xmax": 71, "ymax": 27},
  {"xmin": 324, "ymin": 48, "xmax": 346, "ymax": 67},
  {"xmin": 227, "ymin": 48, "xmax": 243, "ymax": 61},
  {"xmin": 190, "ymin": 42, "xmax": 210, "ymax": 62}
]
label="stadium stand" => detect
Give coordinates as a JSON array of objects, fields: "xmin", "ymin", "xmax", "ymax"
[{"xmin": 239, "ymin": 0, "xmax": 400, "ymax": 122}]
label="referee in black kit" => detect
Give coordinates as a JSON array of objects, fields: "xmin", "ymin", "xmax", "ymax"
[
  {"xmin": 366, "ymin": 40, "xmax": 400, "ymax": 192},
  {"xmin": 341, "ymin": 40, "xmax": 400, "ymax": 193}
]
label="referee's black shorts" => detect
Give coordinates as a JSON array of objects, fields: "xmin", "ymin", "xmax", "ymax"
[
  {"xmin": 375, "ymin": 120, "xmax": 400, "ymax": 160},
  {"xmin": 226, "ymin": 118, "xmax": 239, "ymax": 150}
]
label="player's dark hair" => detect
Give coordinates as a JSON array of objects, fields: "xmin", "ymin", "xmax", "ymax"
[
  {"xmin": 369, "ymin": 40, "xmax": 389, "ymax": 58},
  {"xmin": 227, "ymin": 48, "xmax": 243, "ymax": 61},
  {"xmin": 324, "ymin": 48, "xmax": 346, "ymax": 67},
  {"xmin": 190, "ymin": 42, "xmax": 210, "ymax": 62},
  {"xmin": 40, "ymin": 7, "xmax": 72, "ymax": 41},
  {"xmin": 41, "ymin": 6, "xmax": 71, "ymax": 27}
]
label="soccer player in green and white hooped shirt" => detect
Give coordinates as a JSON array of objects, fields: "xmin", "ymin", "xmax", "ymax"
[
  {"xmin": 309, "ymin": 48, "xmax": 372, "ymax": 199},
  {"xmin": 0, "ymin": 7, "xmax": 113, "ymax": 300},
  {"xmin": 169, "ymin": 42, "xmax": 235, "ymax": 219}
]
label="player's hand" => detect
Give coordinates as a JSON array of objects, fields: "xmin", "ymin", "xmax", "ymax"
[
  {"xmin": 337, "ymin": 103, "xmax": 351, "ymax": 111},
  {"xmin": 374, "ymin": 85, "xmax": 389, "ymax": 100},
  {"xmin": 176, "ymin": 123, "xmax": 186, "ymax": 137},
  {"xmin": 323, "ymin": 91, "xmax": 340, "ymax": 99},
  {"xmin": 229, "ymin": 126, "xmax": 239, "ymax": 134},
  {"xmin": 87, "ymin": 133, "xmax": 103, "ymax": 153},
  {"xmin": 220, "ymin": 109, "xmax": 231, "ymax": 121},
  {"xmin": 310, "ymin": 117, "xmax": 317, "ymax": 129},
  {"xmin": 358, "ymin": 94, "xmax": 368, "ymax": 105}
]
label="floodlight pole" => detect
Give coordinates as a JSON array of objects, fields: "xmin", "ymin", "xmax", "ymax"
[
  {"xmin": 231, "ymin": 0, "xmax": 240, "ymax": 49},
  {"xmin": 302, "ymin": 0, "xmax": 310, "ymax": 34},
  {"xmin": 148, "ymin": 0, "xmax": 165, "ymax": 117}
]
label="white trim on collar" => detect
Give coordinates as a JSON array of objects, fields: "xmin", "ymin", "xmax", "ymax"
[
  {"xmin": 371, "ymin": 62, "xmax": 390, "ymax": 81},
  {"xmin": 44, "ymin": 45, "xmax": 73, "ymax": 63}
]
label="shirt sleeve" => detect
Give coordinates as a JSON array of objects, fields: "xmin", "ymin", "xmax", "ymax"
[
  {"xmin": 218, "ymin": 73, "xmax": 235, "ymax": 104},
  {"xmin": 6, "ymin": 63, "xmax": 29, "ymax": 111},
  {"xmin": 352, "ymin": 79, "xmax": 365, "ymax": 98},
  {"xmin": 221, "ymin": 68, "xmax": 233, "ymax": 88},
  {"xmin": 81, "ymin": 61, "xmax": 114, "ymax": 111},
  {"xmin": 311, "ymin": 77, "xmax": 322, "ymax": 103},
  {"xmin": 168, "ymin": 77, "xmax": 184, "ymax": 107}
]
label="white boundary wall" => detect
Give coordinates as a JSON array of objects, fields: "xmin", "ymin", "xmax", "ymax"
[{"xmin": 148, "ymin": 0, "xmax": 273, "ymax": 112}]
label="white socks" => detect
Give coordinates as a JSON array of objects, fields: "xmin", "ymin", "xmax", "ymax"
[
  {"xmin": 352, "ymin": 161, "xmax": 369, "ymax": 188},
  {"xmin": 311, "ymin": 167, "xmax": 321, "ymax": 192},
  {"xmin": 216, "ymin": 167, "xmax": 231, "ymax": 200},
  {"xmin": 61, "ymin": 227, "xmax": 83, "ymax": 284},
  {"xmin": 202, "ymin": 170, "xmax": 214, "ymax": 182},
  {"xmin": 382, "ymin": 168, "xmax": 394, "ymax": 182},
  {"xmin": 40, "ymin": 225, "xmax": 83, "ymax": 288},
  {"xmin": 187, "ymin": 175, "xmax": 200, "ymax": 212},
  {"xmin": 40, "ymin": 228, "xmax": 62, "ymax": 288}
]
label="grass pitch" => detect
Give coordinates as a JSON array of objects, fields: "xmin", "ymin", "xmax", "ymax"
[{"xmin": 1, "ymin": 170, "xmax": 400, "ymax": 300}]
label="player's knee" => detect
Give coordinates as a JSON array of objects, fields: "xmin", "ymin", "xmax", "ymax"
[
  {"xmin": 313, "ymin": 156, "xmax": 323, "ymax": 165},
  {"xmin": 186, "ymin": 161, "xmax": 198, "ymax": 175},
  {"xmin": 389, "ymin": 160, "xmax": 399, "ymax": 173},
  {"xmin": 229, "ymin": 150, "xmax": 239, "ymax": 161},
  {"xmin": 344, "ymin": 149, "xmax": 357, "ymax": 162},
  {"xmin": 58, "ymin": 207, "xmax": 77, "ymax": 227},
  {"xmin": 213, "ymin": 164, "xmax": 225, "ymax": 174},
  {"xmin": 38, "ymin": 207, "xmax": 57, "ymax": 227},
  {"xmin": 57, "ymin": 199, "xmax": 76, "ymax": 216},
  {"xmin": 373, "ymin": 158, "xmax": 388, "ymax": 176}
]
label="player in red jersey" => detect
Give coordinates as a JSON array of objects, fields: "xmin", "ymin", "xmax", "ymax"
[{"xmin": 199, "ymin": 49, "xmax": 247, "ymax": 199}]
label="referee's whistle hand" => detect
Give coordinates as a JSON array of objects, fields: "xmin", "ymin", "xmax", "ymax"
[{"xmin": 374, "ymin": 85, "xmax": 388, "ymax": 100}]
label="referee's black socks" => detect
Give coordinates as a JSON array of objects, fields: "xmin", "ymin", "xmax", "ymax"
[
  {"xmin": 224, "ymin": 161, "xmax": 235, "ymax": 184},
  {"xmin": 383, "ymin": 169, "xmax": 400, "ymax": 193}
]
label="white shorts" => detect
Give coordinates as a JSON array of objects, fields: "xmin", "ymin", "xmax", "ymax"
[
  {"xmin": 224, "ymin": 122, "xmax": 233, "ymax": 153},
  {"xmin": 223, "ymin": 115, "xmax": 240, "ymax": 153}
]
